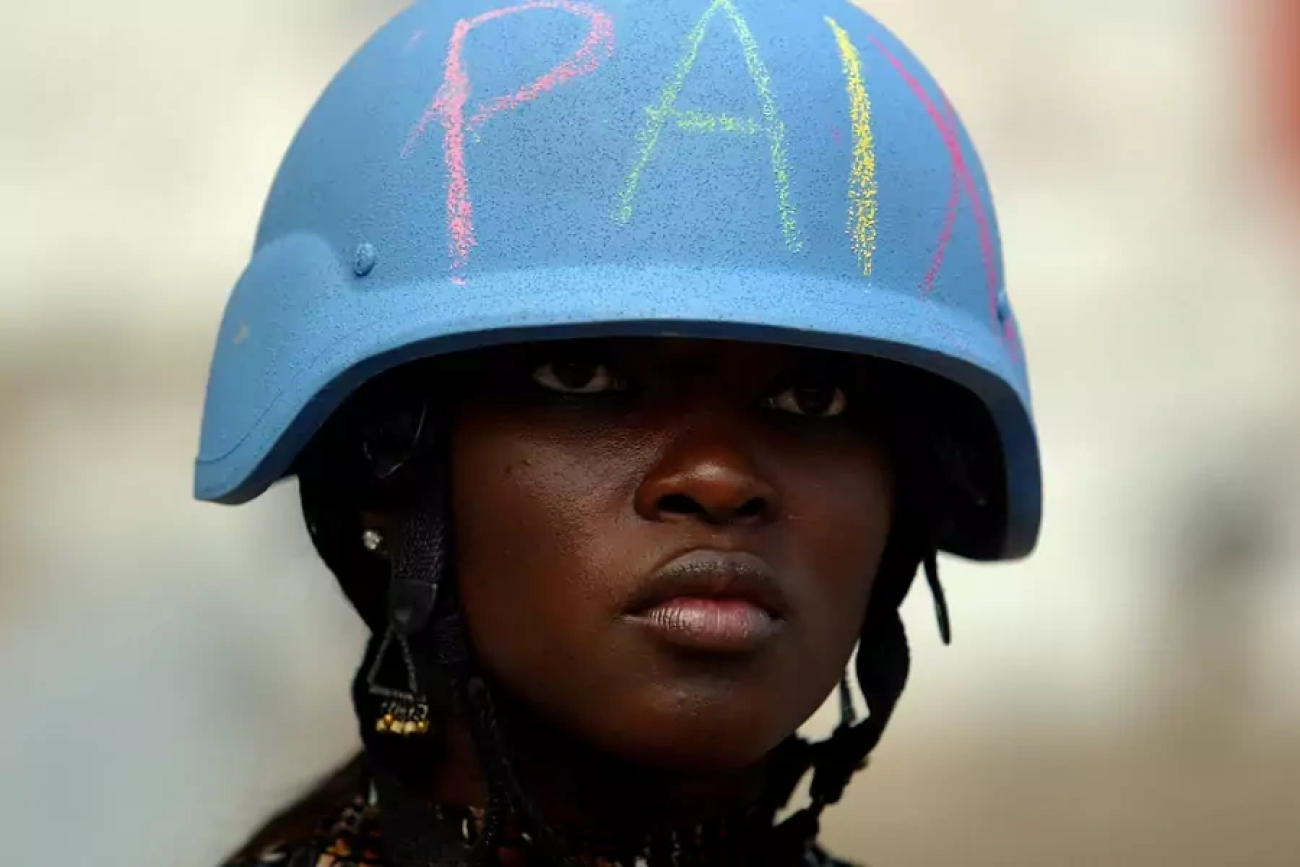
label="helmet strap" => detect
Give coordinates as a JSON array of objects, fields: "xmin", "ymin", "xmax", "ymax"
[
  {"xmin": 769, "ymin": 529, "xmax": 951, "ymax": 859},
  {"xmin": 358, "ymin": 433, "xmax": 577, "ymax": 865}
]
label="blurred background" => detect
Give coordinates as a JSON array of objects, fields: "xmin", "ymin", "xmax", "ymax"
[{"xmin": 2, "ymin": 0, "xmax": 1299, "ymax": 864}]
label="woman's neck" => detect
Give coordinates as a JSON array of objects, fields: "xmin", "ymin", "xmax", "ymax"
[{"xmin": 425, "ymin": 705, "xmax": 770, "ymax": 830}]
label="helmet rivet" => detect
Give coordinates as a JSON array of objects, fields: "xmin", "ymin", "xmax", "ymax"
[
  {"xmin": 995, "ymin": 288, "xmax": 1012, "ymax": 322},
  {"xmin": 353, "ymin": 243, "xmax": 377, "ymax": 277}
]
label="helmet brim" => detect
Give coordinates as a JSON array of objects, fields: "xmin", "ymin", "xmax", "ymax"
[{"xmin": 196, "ymin": 255, "xmax": 1039, "ymax": 561}]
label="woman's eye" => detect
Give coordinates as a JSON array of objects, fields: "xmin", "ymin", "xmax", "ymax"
[
  {"xmin": 531, "ymin": 359, "xmax": 623, "ymax": 394},
  {"xmin": 766, "ymin": 383, "xmax": 849, "ymax": 418}
]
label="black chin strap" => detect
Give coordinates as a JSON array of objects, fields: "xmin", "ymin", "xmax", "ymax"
[
  {"xmin": 767, "ymin": 609, "xmax": 909, "ymax": 857},
  {"xmin": 769, "ymin": 535, "xmax": 950, "ymax": 860}
]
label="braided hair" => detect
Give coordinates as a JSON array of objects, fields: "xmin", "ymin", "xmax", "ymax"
[{"xmin": 234, "ymin": 353, "xmax": 1001, "ymax": 866}]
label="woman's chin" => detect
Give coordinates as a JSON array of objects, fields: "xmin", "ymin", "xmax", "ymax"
[{"xmin": 578, "ymin": 707, "xmax": 792, "ymax": 772}]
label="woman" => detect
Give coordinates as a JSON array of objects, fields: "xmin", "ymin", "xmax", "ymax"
[{"xmin": 197, "ymin": 1, "xmax": 1041, "ymax": 864}]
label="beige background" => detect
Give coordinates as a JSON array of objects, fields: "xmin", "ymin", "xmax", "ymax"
[{"xmin": 2, "ymin": 0, "xmax": 1298, "ymax": 864}]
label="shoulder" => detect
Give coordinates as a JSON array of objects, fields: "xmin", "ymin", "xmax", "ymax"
[
  {"xmin": 224, "ymin": 790, "xmax": 388, "ymax": 867},
  {"xmin": 225, "ymin": 839, "xmax": 318, "ymax": 866},
  {"xmin": 807, "ymin": 843, "xmax": 869, "ymax": 867},
  {"xmin": 225, "ymin": 830, "xmax": 384, "ymax": 867}
]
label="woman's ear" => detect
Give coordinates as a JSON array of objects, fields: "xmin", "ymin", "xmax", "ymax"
[{"xmin": 298, "ymin": 458, "xmax": 396, "ymax": 633}]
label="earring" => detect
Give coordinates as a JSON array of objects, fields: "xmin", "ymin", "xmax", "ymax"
[
  {"xmin": 367, "ymin": 626, "xmax": 431, "ymax": 736},
  {"xmin": 362, "ymin": 529, "xmax": 385, "ymax": 552}
]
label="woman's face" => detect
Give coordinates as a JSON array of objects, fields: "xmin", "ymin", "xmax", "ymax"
[{"xmin": 443, "ymin": 337, "xmax": 895, "ymax": 769}]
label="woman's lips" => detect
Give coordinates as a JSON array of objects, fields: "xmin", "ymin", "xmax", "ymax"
[
  {"xmin": 635, "ymin": 597, "xmax": 781, "ymax": 653},
  {"xmin": 624, "ymin": 550, "xmax": 789, "ymax": 653}
]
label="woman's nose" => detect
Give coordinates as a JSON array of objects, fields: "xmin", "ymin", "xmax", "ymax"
[{"xmin": 634, "ymin": 418, "xmax": 781, "ymax": 526}]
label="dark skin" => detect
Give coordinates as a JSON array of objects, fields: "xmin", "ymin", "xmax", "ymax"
[{"xmin": 363, "ymin": 338, "xmax": 896, "ymax": 827}]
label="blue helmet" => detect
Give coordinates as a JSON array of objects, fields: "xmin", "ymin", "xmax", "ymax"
[{"xmin": 195, "ymin": 0, "xmax": 1040, "ymax": 560}]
